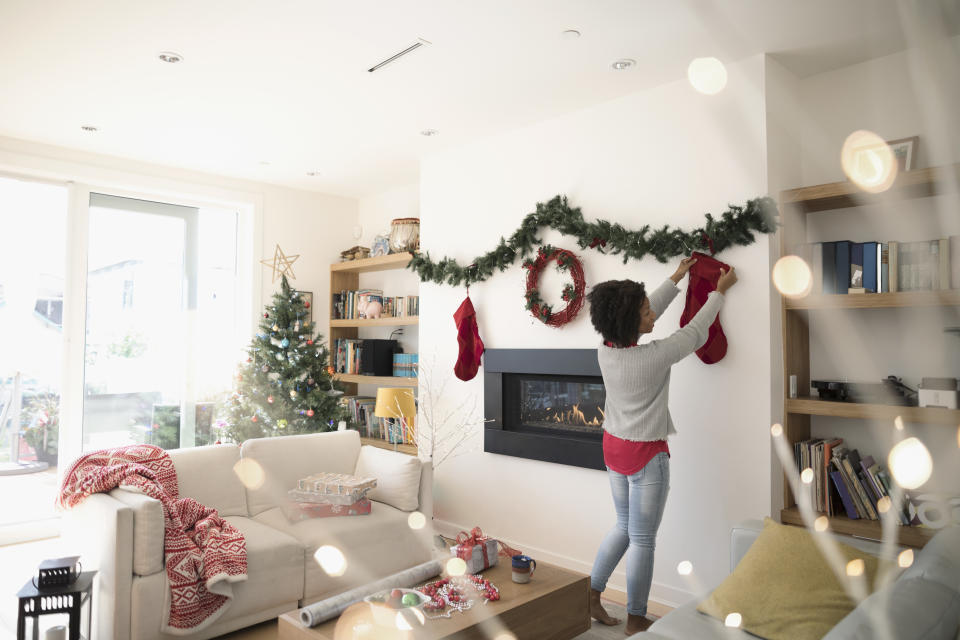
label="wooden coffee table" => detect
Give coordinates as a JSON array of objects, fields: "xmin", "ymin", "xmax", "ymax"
[{"xmin": 278, "ymin": 559, "xmax": 590, "ymax": 640}]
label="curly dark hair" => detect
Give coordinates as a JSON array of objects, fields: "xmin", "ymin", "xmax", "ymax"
[{"xmin": 586, "ymin": 280, "xmax": 647, "ymax": 347}]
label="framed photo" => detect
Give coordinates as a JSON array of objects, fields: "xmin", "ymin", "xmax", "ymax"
[
  {"xmin": 296, "ymin": 290, "xmax": 313, "ymax": 325},
  {"xmin": 886, "ymin": 136, "xmax": 919, "ymax": 171},
  {"xmin": 371, "ymin": 234, "xmax": 390, "ymax": 257}
]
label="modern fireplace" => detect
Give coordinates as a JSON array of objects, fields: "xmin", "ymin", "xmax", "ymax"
[{"xmin": 484, "ymin": 349, "xmax": 606, "ymax": 470}]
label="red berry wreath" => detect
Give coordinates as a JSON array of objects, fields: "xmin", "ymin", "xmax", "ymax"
[{"xmin": 522, "ymin": 246, "xmax": 586, "ymax": 327}]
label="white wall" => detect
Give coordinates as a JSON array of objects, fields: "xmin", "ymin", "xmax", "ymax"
[
  {"xmin": 793, "ymin": 38, "xmax": 960, "ymax": 495},
  {"xmin": 420, "ymin": 55, "xmax": 773, "ymax": 605}
]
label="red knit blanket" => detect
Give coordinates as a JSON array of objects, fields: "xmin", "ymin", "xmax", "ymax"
[{"xmin": 58, "ymin": 444, "xmax": 247, "ymax": 634}]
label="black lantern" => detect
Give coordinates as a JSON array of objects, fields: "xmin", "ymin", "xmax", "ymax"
[{"xmin": 16, "ymin": 558, "xmax": 95, "ymax": 640}]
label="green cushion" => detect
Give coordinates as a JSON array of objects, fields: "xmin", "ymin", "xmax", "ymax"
[{"xmin": 697, "ymin": 518, "xmax": 880, "ymax": 640}]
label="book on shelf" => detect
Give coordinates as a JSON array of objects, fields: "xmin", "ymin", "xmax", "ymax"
[
  {"xmin": 392, "ymin": 353, "xmax": 419, "ymax": 377},
  {"xmin": 822, "ymin": 241, "xmax": 838, "ymax": 295},
  {"xmin": 830, "ymin": 470, "xmax": 860, "ymax": 520},
  {"xmin": 332, "ymin": 290, "xmax": 419, "ymax": 320},
  {"xmin": 850, "ymin": 242, "xmax": 864, "ymax": 289},
  {"xmin": 823, "ymin": 438, "xmax": 843, "ymax": 515},
  {"xmin": 812, "ymin": 243, "xmax": 824, "ymax": 294},
  {"xmin": 835, "ymin": 240, "xmax": 852, "ymax": 294},
  {"xmin": 879, "ymin": 242, "xmax": 889, "ymax": 293},
  {"xmin": 889, "ymin": 241, "xmax": 899, "ymax": 292},
  {"xmin": 339, "ymin": 395, "xmax": 417, "ymax": 446},
  {"xmin": 844, "ymin": 449, "xmax": 878, "ymax": 520},
  {"xmin": 863, "ymin": 241, "xmax": 878, "ymax": 293}
]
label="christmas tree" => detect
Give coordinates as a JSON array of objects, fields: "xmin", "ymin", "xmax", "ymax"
[{"xmin": 221, "ymin": 275, "xmax": 346, "ymax": 442}]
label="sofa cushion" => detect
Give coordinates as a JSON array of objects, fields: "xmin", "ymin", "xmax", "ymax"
[
  {"xmin": 645, "ymin": 600, "xmax": 757, "ymax": 640},
  {"xmin": 110, "ymin": 488, "xmax": 164, "ymax": 576},
  {"xmin": 901, "ymin": 526, "xmax": 960, "ymax": 593},
  {"xmin": 253, "ymin": 502, "xmax": 434, "ymax": 603},
  {"xmin": 241, "ymin": 431, "xmax": 362, "ymax": 516},
  {"xmin": 697, "ymin": 517, "xmax": 880, "ymax": 640},
  {"xmin": 167, "ymin": 444, "xmax": 247, "ymax": 517},
  {"xmin": 130, "ymin": 516, "xmax": 304, "ymax": 640},
  {"xmin": 353, "ymin": 445, "xmax": 422, "ymax": 512},
  {"xmin": 823, "ymin": 576, "xmax": 960, "ymax": 640}
]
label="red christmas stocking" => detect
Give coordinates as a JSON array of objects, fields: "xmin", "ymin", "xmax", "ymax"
[
  {"xmin": 679, "ymin": 251, "xmax": 729, "ymax": 364},
  {"xmin": 453, "ymin": 295, "xmax": 485, "ymax": 381}
]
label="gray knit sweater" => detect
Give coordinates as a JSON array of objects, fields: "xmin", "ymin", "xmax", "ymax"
[{"xmin": 597, "ymin": 279, "xmax": 724, "ymax": 442}]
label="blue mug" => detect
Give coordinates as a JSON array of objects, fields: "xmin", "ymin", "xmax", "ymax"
[{"xmin": 511, "ymin": 555, "xmax": 536, "ymax": 583}]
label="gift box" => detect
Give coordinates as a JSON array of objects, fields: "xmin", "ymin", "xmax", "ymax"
[
  {"xmin": 451, "ymin": 538, "xmax": 499, "ymax": 574},
  {"xmin": 285, "ymin": 497, "xmax": 372, "ymax": 521},
  {"xmin": 294, "ymin": 472, "xmax": 376, "ymax": 500}
]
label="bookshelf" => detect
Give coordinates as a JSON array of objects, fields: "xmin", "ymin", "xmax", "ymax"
[
  {"xmin": 329, "ymin": 252, "xmax": 419, "ymax": 454},
  {"xmin": 779, "ymin": 163, "xmax": 960, "ymax": 548}
]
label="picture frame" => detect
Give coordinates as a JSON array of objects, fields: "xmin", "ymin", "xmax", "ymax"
[
  {"xmin": 370, "ymin": 234, "xmax": 390, "ymax": 258},
  {"xmin": 885, "ymin": 136, "xmax": 919, "ymax": 172},
  {"xmin": 296, "ymin": 290, "xmax": 313, "ymax": 325}
]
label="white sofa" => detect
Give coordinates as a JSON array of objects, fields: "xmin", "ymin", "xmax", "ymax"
[
  {"xmin": 635, "ymin": 520, "xmax": 960, "ymax": 639},
  {"xmin": 60, "ymin": 430, "xmax": 435, "ymax": 640}
]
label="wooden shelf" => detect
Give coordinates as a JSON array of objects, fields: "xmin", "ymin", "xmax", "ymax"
[
  {"xmin": 330, "ymin": 316, "xmax": 419, "ymax": 328},
  {"xmin": 360, "ymin": 436, "xmax": 418, "ymax": 457},
  {"xmin": 779, "ymin": 163, "xmax": 960, "ymax": 213},
  {"xmin": 786, "ymin": 397, "xmax": 960, "ymax": 425},
  {"xmin": 334, "ymin": 373, "xmax": 418, "ymax": 387},
  {"xmin": 785, "ymin": 290, "xmax": 960, "ymax": 309},
  {"xmin": 330, "ymin": 252, "xmax": 413, "ymax": 273},
  {"xmin": 780, "ymin": 507, "xmax": 934, "ymax": 548}
]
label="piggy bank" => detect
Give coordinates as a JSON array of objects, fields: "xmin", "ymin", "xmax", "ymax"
[{"xmin": 359, "ymin": 299, "xmax": 382, "ymax": 319}]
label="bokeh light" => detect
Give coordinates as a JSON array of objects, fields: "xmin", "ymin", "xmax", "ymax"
[
  {"xmin": 677, "ymin": 560, "xmax": 693, "ymax": 576},
  {"xmin": 725, "ymin": 612, "xmax": 743, "ymax": 628},
  {"xmin": 877, "ymin": 496, "xmax": 892, "ymax": 513},
  {"xmin": 895, "ymin": 416, "xmax": 905, "ymax": 431},
  {"xmin": 801, "ymin": 468, "xmax": 814, "ymax": 484},
  {"xmin": 840, "ymin": 130, "xmax": 898, "ymax": 193},
  {"xmin": 314, "ymin": 545, "xmax": 347, "ymax": 576},
  {"xmin": 232, "ymin": 458, "xmax": 265, "ymax": 489},
  {"xmin": 687, "ymin": 57, "xmax": 727, "ymax": 95},
  {"xmin": 898, "ymin": 549, "xmax": 914, "ymax": 568},
  {"xmin": 771, "ymin": 423, "xmax": 783, "ymax": 438},
  {"xmin": 446, "ymin": 557, "xmax": 467, "ymax": 576},
  {"xmin": 493, "ymin": 634, "xmax": 518, "ymax": 640},
  {"xmin": 772, "ymin": 256, "xmax": 813, "ymax": 298},
  {"xmin": 846, "ymin": 559, "xmax": 865, "ymax": 577},
  {"xmin": 407, "ymin": 512, "xmax": 427, "ymax": 530},
  {"xmin": 814, "ymin": 516, "xmax": 829, "ymax": 532},
  {"xmin": 888, "ymin": 437, "xmax": 933, "ymax": 489}
]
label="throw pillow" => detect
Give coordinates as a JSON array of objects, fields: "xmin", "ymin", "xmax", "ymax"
[
  {"xmin": 823, "ymin": 576, "xmax": 960, "ymax": 640},
  {"xmin": 353, "ymin": 445, "xmax": 422, "ymax": 512},
  {"xmin": 697, "ymin": 517, "xmax": 880, "ymax": 640}
]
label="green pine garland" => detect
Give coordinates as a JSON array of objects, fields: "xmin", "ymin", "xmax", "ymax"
[{"xmin": 408, "ymin": 195, "xmax": 778, "ymax": 287}]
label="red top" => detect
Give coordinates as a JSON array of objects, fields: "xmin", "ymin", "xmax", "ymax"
[{"xmin": 601, "ymin": 340, "xmax": 670, "ymax": 475}]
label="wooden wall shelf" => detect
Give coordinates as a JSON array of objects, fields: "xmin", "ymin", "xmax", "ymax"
[
  {"xmin": 331, "ymin": 316, "xmax": 419, "ymax": 328},
  {"xmin": 779, "ymin": 164, "xmax": 960, "ymax": 213},
  {"xmin": 331, "ymin": 253, "xmax": 413, "ymax": 273},
  {"xmin": 786, "ymin": 398, "xmax": 960, "ymax": 426},
  {"xmin": 360, "ymin": 436, "xmax": 418, "ymax": 457},
  {"xmin": 785, "ymin": 290, "xmax": 960, "ymax": 310},
  {"xmin": 334, "ymin": 373, "xmax": 418, "ymax": 388},
  {"xmin": 780, "ymin": 507, "xmax": 934, "ymax": 548}
]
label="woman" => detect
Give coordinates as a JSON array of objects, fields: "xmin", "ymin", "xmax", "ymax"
[{"xmin": 586, "ymin": 256, "xmax": 737, "ymax": 634}]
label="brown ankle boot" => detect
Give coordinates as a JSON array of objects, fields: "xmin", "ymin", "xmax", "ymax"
[
  {"xmin": 589, "ymin": 588, "xmax": 621, "ymax": 626},
  {"xmin": 625, "ymin": 613, "xmax": 654, "ymax": 634}
]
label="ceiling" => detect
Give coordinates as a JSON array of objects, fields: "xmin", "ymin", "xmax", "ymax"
[{"xmin": 0, "ymin": 0, "xmax": 954, "ymax": 198}]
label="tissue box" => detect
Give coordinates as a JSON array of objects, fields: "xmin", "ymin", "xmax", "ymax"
[
  {"xmin": 285, "ymin": 498, "xmax": 372, "ymax": 521},
  {"xmin": 451, "ymin": 538, "xmax": 499, "ymax": 573}
]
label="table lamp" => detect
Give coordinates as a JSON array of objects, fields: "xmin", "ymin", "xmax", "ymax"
[{"xmin": 374, "ymin": 388, "xmax": 416, "ymax": 448}]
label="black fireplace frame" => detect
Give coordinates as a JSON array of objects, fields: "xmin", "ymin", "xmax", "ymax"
[{"xmin": 484, "ymin": 349, "xmax": 605, "ymax": 470}]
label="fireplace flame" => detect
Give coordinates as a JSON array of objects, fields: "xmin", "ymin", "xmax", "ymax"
[{"xmin": 548, "ymin": 403, "xmax": 604, "ymax": 427}]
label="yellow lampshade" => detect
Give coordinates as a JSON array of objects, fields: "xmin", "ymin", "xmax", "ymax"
[{"xmin": 374, "ymin": 388, "xmax": 416, "ymax": 419}]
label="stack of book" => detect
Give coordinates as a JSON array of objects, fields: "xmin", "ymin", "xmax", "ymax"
[
  {"xmin": 794, "ymin": 438, "xmax": 909, "ymax": 524},
  {"xmin": 339, "ymin": 395, "xmax": 416, "ymax": 445},
  {"xmin": 799, "ymin": 237, "xmax": 960, "ymax": 294},
  {"xmin": 331, "ymin": 290, "xmax": 420, "ymax": 319},
  {"xmin": 392, "ymin": 353, "xmax": 419, "ymax": 377},
  {"xmin": 333, "ymin": 338, "xmax": 363, "ymax": 374}
]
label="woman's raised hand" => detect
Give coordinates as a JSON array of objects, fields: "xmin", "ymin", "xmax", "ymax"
[
  {"xmin": 670, "ymin": 256, "xmax": 698, "ymax": 284},
  {"xmin": 717, "ymin": 267, "xmax": 738, "ymax": 294}
]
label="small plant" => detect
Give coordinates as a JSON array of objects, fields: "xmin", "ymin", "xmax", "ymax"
[{"xmin": 22, "ymin": 393, "xmax": 59, "ymax": 461}]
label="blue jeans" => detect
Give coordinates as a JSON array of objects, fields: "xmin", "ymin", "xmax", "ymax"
[{"xmin": 590, "ymin": 452, "xmax": 670, "ymax": 616}]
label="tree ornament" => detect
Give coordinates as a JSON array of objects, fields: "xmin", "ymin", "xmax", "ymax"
[
  {"xmin": 307, "ymin": 378, "xmax": 314, "ymax": 385},
  {"xmin": 272, "ymin": 324, "xmax": 280, "ymax": 332},
  {"xmin": 267, "ymin": 395, "xmax": 274, "ymax": 404},
  {"xmin": 261, "ymin": 364, "xmax": 269, "ymax": 373},
  {"xmin": 307, "ymin": 339, "xmax": 314, "ymax": 346},
  {"xmin": 260, "ymin": 243, "xmax": 300, "ymax": 283},
  {"xmin": 275, "ymin": 353, "xmax": 284, "ymax": 361},
  {"xmin": 307, "ymin": 409, "xmax": 314, "ymax": 417},
  {"xmin": 251, "ymin": 415, "xmax": 258, "ymax": 422},
  {"xmin": 304, "ymin": 301, "xmax": 310, "ymax": 309},
  {"xmin": 407, "ymin": 195, "xmax": 777, "ymax": 286},
  {"xmin": 290, "ymin": 390, "xmax": 297, "ymax": 399},
  {"xmin": 264, "ymin": 312, "xmax": 269, "ymax": 318},
  {"xmin": 246, "ymin": 357, "xmax": 252, "ymax": 363},
  {"xmin": 524, "ymin": 247, "xmax": 586, "ymax": 328},
  {"xmin": 280, "ymin": 338, "xmax": 290, "ymax": 348}
]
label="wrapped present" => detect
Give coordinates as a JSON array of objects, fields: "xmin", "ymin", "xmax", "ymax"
[
  {"xmin": 290, "ymin": 472, "xmax": 376, "ymax": 505},
  {"xmin": 450, "ymin": 526, "xmax": 501, "ymax": 573},
  {"xmin": 286, "ymin": 497, "xmax": 372, "ymax": 521}
]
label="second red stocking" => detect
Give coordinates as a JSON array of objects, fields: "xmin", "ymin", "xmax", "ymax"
[
  {"xmin": 453, "ymin": 295, "xmax": 484, "ymax": 381},
  {"xmin": 679, "ymin": 251, "xmax": 729, "ymax": 364}
]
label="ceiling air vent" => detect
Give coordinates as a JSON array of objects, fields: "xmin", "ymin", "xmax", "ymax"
[{"xmin": 367, "ymin": 38, "xmax": 431, "ymax": 73}]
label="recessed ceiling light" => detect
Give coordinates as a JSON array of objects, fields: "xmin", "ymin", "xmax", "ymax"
[
  {"xmin": 158, "ymin": 51, "xmax": 184, "ymax": 64},
  {"xmin": 611, "ymin": 58, "xmax": 635, "ymax": 71},
  {"xmin": 306, "ymin": 171, "xmax": 323, "ymax": 177},
  {"xmin": 80, "ymin": 125, "xmax": 98, "ymax": 132},
  {"xmin": 420, "ymin": 129, "xmax": 439, "ymax": 137},
  {"xmin": 259, "ymin": 161, "xmax": 271, "ymax": 166},
  {"xmin": 561, "ymin": 29, "xmax": 581, "ymax": 40}
]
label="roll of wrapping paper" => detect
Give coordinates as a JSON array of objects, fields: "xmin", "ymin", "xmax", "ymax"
[{"xmin": 298, "ymin": 560, "xmax": 443, "ymax": 627}]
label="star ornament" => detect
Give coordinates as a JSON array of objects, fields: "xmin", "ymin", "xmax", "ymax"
[{"xmin": 261, "ymin": 244, "xmax": 300, "ymax": 282}]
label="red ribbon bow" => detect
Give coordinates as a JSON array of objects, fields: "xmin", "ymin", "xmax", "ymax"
[
  {"xmin": 454, "ymin": 526, "xmax": 523, "ymax": 569},
  {"xmin": 700, "ymin": 232, "xmax": 715, "ymax": 256},
  {"xmin": 589, "ymin": 237, "xmax": 607, "ymax": 251}
]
